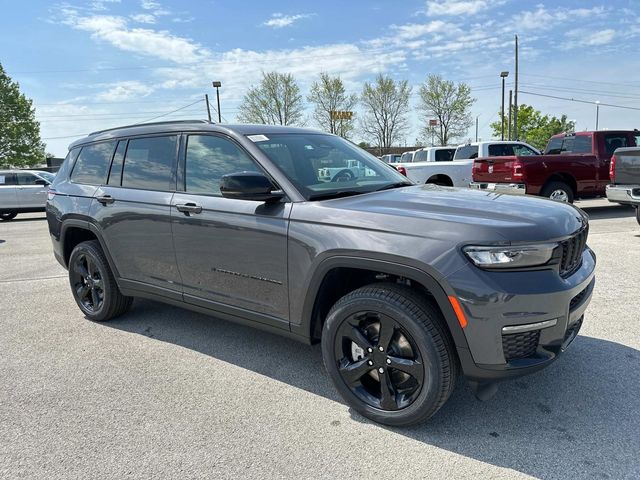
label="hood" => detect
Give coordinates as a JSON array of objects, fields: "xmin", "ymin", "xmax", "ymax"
[{"xmin": 315, "ymin": 184, "xmax": 587, "ymax": 243}]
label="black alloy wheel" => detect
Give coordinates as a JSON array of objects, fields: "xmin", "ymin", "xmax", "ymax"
[
  {"xmin": 71, "ymin": 253, "xmax": 105, "ymax": 313},
  {"xmin": 0, "ymin": 212, "xmax": 17, "ymax": 221}
]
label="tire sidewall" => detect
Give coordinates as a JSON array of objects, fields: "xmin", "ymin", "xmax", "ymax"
[
  {"xmin": 68, "ymin": 242, "xmax": 113, "ymax": 321},
  {"xmin": 543, "ymin": 181, "xmax": 574, "ymax": 203},
  {"xmin": 322, "ymin": 294, "xmax": 445, "ymax": 426}
]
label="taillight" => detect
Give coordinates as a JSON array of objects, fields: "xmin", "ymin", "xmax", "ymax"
[
  {"xmin": 609, "ymin": 155, "xmax": 616, "ymax": 183},
  {"xmin": 47, "ymin": 188, "xmax": 57, "ymax": 201},
  {"xmin": 471, "ymin": 161, "xmax": 479, "ymax": 177},
  {"xmin": 512, "ymin": 159, "xmax": 524, "ymax": 179},
  {"xmin": 396, "ymin": 166, "xmax": 407, "ymax": 176}
]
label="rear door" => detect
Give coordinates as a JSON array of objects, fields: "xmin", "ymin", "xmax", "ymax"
[
  {"xmin": 90, "ymin": 135, "xmax": 182, "ymax": 297},
  {"xmin": 15, "ymin": 172, "xmax": 48, "ymax": 208},
  {"xmin": 0, "ymin": 173, "xmax": 19, "ymax": 209}
]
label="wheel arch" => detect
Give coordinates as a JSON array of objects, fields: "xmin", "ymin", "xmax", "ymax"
[
  {"xmin": 60, "ymin": 219, "xmax": 121, "ymax": 279},
  {"xmin": 426, "ymin": 174, "xmax": 454, "ymax": 186},
  {"xmin": 542, "ymin": 173, "xmax": 577, "ymax": 197},
  {"xmin": 294, "ymin": 256, "xmax": 470, "ymax": 354}
]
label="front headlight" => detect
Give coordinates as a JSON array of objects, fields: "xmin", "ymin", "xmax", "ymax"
[{"xmin": 463, "ymin": 243, "xmax": 557, "ymax": 269}]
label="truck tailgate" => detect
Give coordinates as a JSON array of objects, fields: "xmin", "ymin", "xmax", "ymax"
[
  {"xmin": 613, "ymin": 148, "xmax": 640, "ymax": 185},
  {"xmin": 472, "ymin": 156, "xmax": 519, "ymax": 182}
]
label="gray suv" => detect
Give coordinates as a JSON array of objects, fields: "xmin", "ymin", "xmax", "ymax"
[{"xmin": 47, "ymin": 120, "xmax": 595, "ymax": 426}]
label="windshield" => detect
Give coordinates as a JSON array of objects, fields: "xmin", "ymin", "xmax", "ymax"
[
  {"xmin": 35, "ymin": 171, "xmax": 55, "ymax": 182},
  {"xmin": 252, "ymin": 133, "xmax": 410, "ymax": 200}
]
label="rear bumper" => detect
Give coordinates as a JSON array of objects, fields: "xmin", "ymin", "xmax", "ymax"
[
  {"xmin": 469, "ymin": 182, "xmax": 526, "ymax": 195},
  {"xmin": 605, "ymin": 184, "xmax": 640, "ymax": 205}
]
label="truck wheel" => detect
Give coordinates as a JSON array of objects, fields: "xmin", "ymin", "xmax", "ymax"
[
  {"xmin": 321, "ymin": 282, "xmax": 458, "ymax": 426},
  {"xmin": 635, "ymin": 206, "xmax": 640, "ymax": 226},
  {"xmin": 0, "ymin": 212, "xmax": 17, "ymax": 221},
  {"xmin": 68, "ymin": 240, "xmax": 133, "ymax": 322},
  {"xmin": 541, "ymin": 181, "xmax": 574, "ymax": 203}
]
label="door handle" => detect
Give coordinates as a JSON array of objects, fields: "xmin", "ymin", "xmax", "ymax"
[
  {"xmin": 175, "ymin": 203, "xmax": 202, "ymax": 215},
  {"xmin": 96, "ymin": 195, "xmax": 115, "ymax": 205}
]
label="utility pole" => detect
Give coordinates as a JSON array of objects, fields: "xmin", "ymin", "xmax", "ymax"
[
  {"xmin": 508, "ymin": 90, "xmax": 513, "ymax": 140},
  {"xmin": 475, "ymin": 115, "xmax": 479, "ymax": 142},
  {"xmin": 513, "ymin": 35, "xmax": 519, "ymax": 140},
  {"xmin": 500, "ymin": 71, "xmax": 509, "ymax": 141},
  {"xmin": 595, "ymin": 101, "xmax": 600, "ymax": 130},
  {"xmin": 205, "ymin": 94, "xmax": 212, "ymax": 122},
  {"xmin": 212, "ymin": 81, "xmax": 222, "ymax": 123}
]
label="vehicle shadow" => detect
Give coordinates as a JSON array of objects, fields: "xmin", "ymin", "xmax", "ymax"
[
  {"xmin": 2, "ymin": 216, "xmax": 47, "ymax": 223},
  {"xmin": 105, "ymin": 299, "xmax": 640, "ymax": 479},
  {"xmin": 580, "ymin": 204, "xmax": 634, "ymax": 221}
]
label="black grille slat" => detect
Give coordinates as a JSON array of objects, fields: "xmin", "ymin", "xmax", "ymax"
[
  {"xmin": 502, "ymin": 330, "xmax": 540, "ymax": 361},
  {"xmin": 559, "ymin": 225, "xmax": 589, "ymax": 278}
]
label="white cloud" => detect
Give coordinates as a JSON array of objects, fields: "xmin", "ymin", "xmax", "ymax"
[
  {"xmin": 425, "ymin": 0, "xmax": 490, "ymax": 16},
  {"xmin": 564, "ymin": 28, "xmax": 616, "ymax": 49},
  {"xmin": 263, "ymin": 13, "xmax": 314, "ymax": 28},
  {"xmin": 392, "ymin": 20, "xmax": 451, "ymax": 40},
  {"xmin": 512, "ymin": 6, "xmax": 607, "ymax": 31},
  {"xmin": 130, "ymin": 13, "xmax": 156, "ymax": 24},
  {"xmin": 141, "ymin": 1, "xmax": 160, "ymax": 10},
  {"xmin": 96, "ymin": 81, "xmax": 154, "ymax": 101}
]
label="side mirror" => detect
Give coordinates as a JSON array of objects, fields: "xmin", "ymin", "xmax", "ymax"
[
  {"xmin": 220, "ymin": 172, "xmax": 284, "ymax": 203},
  {"xmin": 35, "ymin": 179, "xmax": 48, "ymax": 186}
]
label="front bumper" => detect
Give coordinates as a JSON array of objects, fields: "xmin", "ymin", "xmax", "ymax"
[
  {"xmin": 469, "ymin": 182, "xmax": 526, "ymax": 195},
  {"xmin": 605, "ymin": 184, "xmax": 640, "ymax": 205},
  {"xmin": 448, "ymin": 246, "xmax": 596, "ymax": 382}
]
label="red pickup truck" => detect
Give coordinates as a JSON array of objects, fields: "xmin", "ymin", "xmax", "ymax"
[{"xmin": 470, "ymin": 130, "xmax": 640, "ymax": 202}]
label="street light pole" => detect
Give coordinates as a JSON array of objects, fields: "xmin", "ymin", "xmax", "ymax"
[
  {"xmin": 500, "ymin": 71, "xmax": 509, "ymax": 141},
  {"xmin": 595, "ymin": 101, "xmax": 600, "ymax": 130},
  {"xmin": 475, "ymin": 114, "xmax": 480, "ymax": 142},
  {"xmin": 212, "ymin": 81, "xmax": 222, "ymax": 123}
]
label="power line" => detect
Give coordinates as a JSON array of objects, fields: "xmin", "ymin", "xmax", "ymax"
[
  {"xmin": 521, "ymin": 73, "xmax": 640, "ymax": 90},
  {"xmin": 519, "ymin": 91, "xmax": 640, "ymax": 111}
]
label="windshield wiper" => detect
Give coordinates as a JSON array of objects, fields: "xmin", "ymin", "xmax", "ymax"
[
  {"xmin": 374, "ymin": 182, "xmax": 412, "ymax": 192},
  {"xmin": 308, "ymin": 190, "xmax": 364, "ymax": 201}
]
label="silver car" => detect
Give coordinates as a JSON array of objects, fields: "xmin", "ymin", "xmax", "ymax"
[{"xmin": 0, "ymin": 170, "xmax": 55, "ymax": 221}]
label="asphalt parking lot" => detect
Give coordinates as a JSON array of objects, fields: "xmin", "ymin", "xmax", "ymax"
[{"xmin": 1, "ymin": 200, "xmax": 639, "ymax": 479}]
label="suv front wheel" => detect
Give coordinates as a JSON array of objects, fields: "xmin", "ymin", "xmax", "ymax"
[
  {"xmin": 321, "ymin": 283, "xmax": 458, "ymax": 426},
  {"xmin": 68, "ymin": 240, "xmax": 133, "ymax": 321}
]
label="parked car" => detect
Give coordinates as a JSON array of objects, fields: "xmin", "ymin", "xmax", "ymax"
[
  {"xmin": 471, "ymin": 130, "xmax": 639, "ymax": 202},
  {"xmin": 47, "ymin": 120, "xmax": 595, "ymax": 426},
  {"xmin": 0, "ymin": 169, "xmax": 55, "ymax": 221},
  {"xmin": 606, "ymin": 146, "xmax": 640, "ymax": 222},
  {"xmin": 396, "ymin": 141, "xmax": 537, "ymax": 187},
  {"xmin": 399, "ymin": 150, "xmax": 415, "ymax": 163},
  {"xmin": 413, "ymin": 146, "xmax": 456, "ymax": 163},
  {"xmin": 381, "ymin": 154, "xmax": 402, "ymax": 164}
]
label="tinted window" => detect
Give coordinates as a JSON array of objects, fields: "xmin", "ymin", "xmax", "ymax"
[
  {"xmin": 604, "ymin": 134, "xmax": 628, "ymax": 156},
  {"xmin": 71, "ymin": 142, "xmax": 116, "ymax": 184},
  {"xmin": 512, "ymin": 144, "xmax": 538, "ymax": 156},
  {"xmin": 53, "ymin": 148, "xmax": 80, "ymax": 186},
  {"xmin": 400, "ymin": 152, "xmax": 413, "ymax": 162},
  {"xmin": 545, "ymin": 137, "xmax": 563, "ymax": 154},
  {"xmin": 185, "ymin": 135, "xmax": 259, "ymax": 195},
  {"xmin": 122, "ymin": 136, "xmax": 177, "ymax": 191},
  {"xmin": 107, "ymin": 141, "xmax": 127, "ymax": 186},
  {"xmin": 435, "ymin": 149, "xmax": 454, "ymax": 162},
  {"xmin": 16, "ymin": 172, "xmax": 40, "ymax": 185},
  {"xmin": 488, "ymin": 144, "xmax": 515, "ymax": 157},
  {"xmin": 413, "ymin": 150, "xmax": 428, "ymax": 162},
  {"xmin": 571, "ymin": 135, "xmax": 592, "ymax": 154},
  {"xmin": 454, "ymin": 145, "xmax": 478, "ymax": 159},
  {"xmin": 0, "ymin": 173, "xmax": 17, "ymax": 185},
  {"xmin": 36, "ymin": 172, "xmax": 55, "ymax": 183}
]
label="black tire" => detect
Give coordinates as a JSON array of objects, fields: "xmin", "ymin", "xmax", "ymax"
[
  {"xmin": 321, "ymin": 282, "xmax": 459, "ymax": 426},
  {"xmin": 635, "ymin": 206, "xmax": 640, "ymax": 226},
  {"xmin": 0, "ymin": 212, "xmax": 17, "ymax": 221},
  {"xmin": 68, "ymin": 240, "xmax": 132, "ymax": 321},
  {"xmin": 541, "ymin": 181, "xmax": 574, "ymax": 203}
]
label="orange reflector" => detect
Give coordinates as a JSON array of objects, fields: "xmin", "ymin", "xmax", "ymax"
[{"xmin": 448, "ymin": 296, "xmax": 468, "ymax": 329}]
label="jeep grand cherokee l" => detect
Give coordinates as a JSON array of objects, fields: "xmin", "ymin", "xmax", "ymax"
[{"xmin": 46, "ymin": 120, "xmax": 595, "ymax": 426}]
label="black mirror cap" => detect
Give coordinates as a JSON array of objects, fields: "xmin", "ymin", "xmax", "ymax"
[{"xmin": 220, "ymin": 171, "xmax": 284, "ymax": 203}]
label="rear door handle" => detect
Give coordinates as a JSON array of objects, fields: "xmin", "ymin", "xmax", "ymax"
[
  {"xmin": 96, "ymin": 195, "xmax": 115, "ymax": 205},
  {"xmin": 175, "ymin": 203, "xmax": 202, "ymax": 215}
]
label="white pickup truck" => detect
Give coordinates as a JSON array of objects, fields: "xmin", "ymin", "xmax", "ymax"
[{"xmin": 395, "ymin": 141, "xmax": 540, "ymax": 187}]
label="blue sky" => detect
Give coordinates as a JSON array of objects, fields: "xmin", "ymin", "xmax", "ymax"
[{"xmin": 2, "ymin": 0, "xmax": 639, "ymax": 156}]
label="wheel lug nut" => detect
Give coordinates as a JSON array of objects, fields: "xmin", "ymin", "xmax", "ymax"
[
  {"xmin": 378, "ymin": 346, "xmax": 384, "ymax": 352},
  {"xmin": 386, "ymin": 359, "xmax": 391, "ymax": 364},
  {"xmin": 367, "ymin": 347, "xmax": 373, "ymax": 353},
  {"xmin": 378, "ymin": 368, "xmax": 384, "ymax": 374},
  {"xmin": 368, "ymin": 360, "xmax": 373, "ymax": 366}
]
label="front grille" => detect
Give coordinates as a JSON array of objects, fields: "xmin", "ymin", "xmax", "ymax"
[
  {"xmin": 569, "ymin": 286, "xmax": 589, "ymax": 311},
  {"xmin": 502, "ymin": 330, "xmax": 540, "ymax": 361},
  {"xmin": 559, "ymin": 225, "xmax": 589, "ymax": 278}
]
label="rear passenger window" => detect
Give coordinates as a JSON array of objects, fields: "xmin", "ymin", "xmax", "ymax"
[
  {"xmin": 122, "ymin": 136, "xmax": 177, "ymax": 191},
  {"xmin": 185, "ymin": 135, "xmax": 260, "ymax": 195},
  {"xmin": 488, "ymin": 144, "xmax": 515, "ymax": 157},
  {"xmin": 16, "ymin": 173, "xmax": 39, "ymax": 185},
  {"xmin": 107, "ymin": 141, "xmax": 127, "ymax": 186},
  {"xmin": 604, "ymin": 134, "xmax": 628, "ymax": 156},
  {"xmin": 571, "ymin": 135, "xmax": 592, "ymax": 153},
  {"xmin": 0, "ymin": 173, "xmax": 17, "ymax": 185},
  {"xmin": 512, "ymin": 144, "xmax": 538, "ymax": 156},
  {"xmin": 71, "ymin": 142, "xmax": 116, "ymax": 184},
  {"xmin": 454, "ymin": 145, "xmax": 478, "ymax": 160},
  {"xmin": 545, "ymin": 137, "xmax": 563, "ymax": 154},
  {"xmin": 435, "ymin": 149, "xmax": 454, "ymax": 162}
]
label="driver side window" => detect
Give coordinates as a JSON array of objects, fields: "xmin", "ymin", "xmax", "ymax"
[{"xmin": 185, "ymin": 135, "xmax": 260, "ymax": 196}]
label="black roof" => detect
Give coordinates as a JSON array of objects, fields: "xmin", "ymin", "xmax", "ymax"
[{"xmin": 68, "ymin": 120, "xmax": 323, "ymax": 149}]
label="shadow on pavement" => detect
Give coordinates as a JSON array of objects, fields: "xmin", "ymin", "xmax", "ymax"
[
  {"xmin": 105, "ymin": 299, "xmax": 640, "ymax": 479},
  {"xmin": 581, "ymin": 204, "xmax": 634, "ymax": 221},
  {"xmin": 1, "ymin": 216, "xmax": 47, "ymax": 223}
]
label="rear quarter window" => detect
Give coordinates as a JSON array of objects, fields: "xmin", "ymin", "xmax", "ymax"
[
  {"xmin": 70, "ymin": 142, "xmax": 116, "ymax": 185},
  {"xmin": 121, "ymin": 136, "xmax": 177, "ymax": 191}
]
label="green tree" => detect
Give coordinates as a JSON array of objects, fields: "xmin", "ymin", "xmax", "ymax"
[
  {"xmin": 0, "ymin": 63, "xmax": 45, "ymax": 167},
  {"xmin": 237, "ymin": 71, "xmax": 305, "ymax": 126},
  {"xmin": 417, "ymin": 74, "xmax": 475, "ymax": 146},
  {"xmin": 491, "ymin": 104, "xmax": 575, "ymax": 151},
  {"xmin": 360, "ymin": 74, "xmax": 411, "ymax": 149},
  {"xmin": 307, "ymin": 73, "xmax": 358, "ymax": 138}
]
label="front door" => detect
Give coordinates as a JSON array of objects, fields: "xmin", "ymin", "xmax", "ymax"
[
  {"xmin": 15, "ymin": 172, "xmax": 48, "ymax": 208},
  {"xmin": 171, "ymin": 133, "xmax": 290, "ymax": 325}
]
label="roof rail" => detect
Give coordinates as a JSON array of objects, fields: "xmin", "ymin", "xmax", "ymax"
[{"xmin": 88, "ymin": 119, "xmax": 212, "ymax": 137}]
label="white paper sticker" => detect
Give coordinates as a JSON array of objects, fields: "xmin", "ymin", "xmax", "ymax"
[
  {"xmin": 0, "ymin": 175, "xmax": 5, "ymax": 184},
  {"xmin": 247, "ymin": 134, "xmax": 269, "ymax": 142}
]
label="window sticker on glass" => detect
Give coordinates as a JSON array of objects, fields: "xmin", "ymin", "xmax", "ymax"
[
  {"xmin": 247, "ymin": 134, "xmax": 269, "ymax": 142},
  {"xmin": 0, "ymin": 175, "xmax": 5, "ymax": 184}
]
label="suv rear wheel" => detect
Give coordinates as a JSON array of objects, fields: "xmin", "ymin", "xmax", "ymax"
[
  {"xmin": 0, "ymin": 212, "xmax": 17, "ymax": 221},
  {"xmin": 68, "ymin": 240, "xmax": 132, "ymax": 321},
  {"xmin": 321, "ymin": 283, "xmax": 458, "ymax": 426}
]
